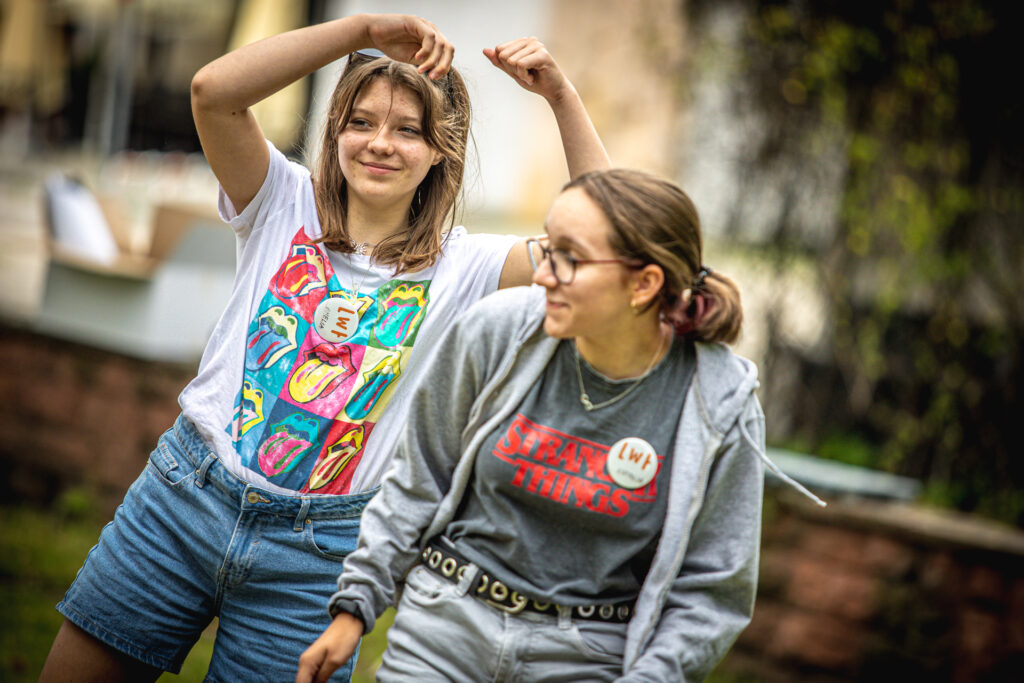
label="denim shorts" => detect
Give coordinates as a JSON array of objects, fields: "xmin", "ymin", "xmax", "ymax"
[{"xmin": 57, "ymin": 414, "xmax": 377, "ymax": 681}]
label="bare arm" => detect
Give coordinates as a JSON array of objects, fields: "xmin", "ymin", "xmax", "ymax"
[
  {"xmin": 295, "ymin": 612, "xmax": 364, "ymax": 683},
  {"xmin": 486, "ymin": 38, "xmax": 610, "ymax": 288},
  {"xmin": 191, "ymin": 13, "xmax": 453, "ymax": 213},
  {"xmin": 484, "ymin": 37, "xmax": 609, "ymax": 181}
]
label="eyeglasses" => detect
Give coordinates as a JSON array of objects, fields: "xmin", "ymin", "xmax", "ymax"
[{"xmin": 526, "ymin": 238, "xmax": 642, "ymax": 285}]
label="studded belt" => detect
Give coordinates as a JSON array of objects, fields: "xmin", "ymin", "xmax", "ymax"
[{"xmin": 419, "ymin": 540, "xmax": 634, "ymax": 623}]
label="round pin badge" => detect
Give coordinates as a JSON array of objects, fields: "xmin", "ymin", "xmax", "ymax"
[
  {"xmin": 313, "ymin": 297, "xmax": 361, "ymax": 343},
  {"xmin": 606, "ymin": 437, "xmax": 659, "ymax": 489}
]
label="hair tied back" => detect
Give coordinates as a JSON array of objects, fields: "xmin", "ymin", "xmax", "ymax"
[{"xmin": 693, "ymin": 265, "xmax": 713, "ymax": 291}]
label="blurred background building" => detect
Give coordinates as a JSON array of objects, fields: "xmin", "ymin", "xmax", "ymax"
[{"xmin": 1, "ymin": 0, "xmax": 1022, "ymax": 681}]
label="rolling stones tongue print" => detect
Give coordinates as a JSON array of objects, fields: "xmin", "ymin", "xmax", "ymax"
[{"xmin": 226, "ymin": 227, "xmax": 431, "ymax": 494}]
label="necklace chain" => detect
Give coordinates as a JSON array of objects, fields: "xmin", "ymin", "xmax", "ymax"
[
  {"xmin": 344, "ymin": 254, "xmax": 370, "ymax": 304},
  {"xmin": 573, "ymin": 330, "xmax": 668, "ymax": 412}
]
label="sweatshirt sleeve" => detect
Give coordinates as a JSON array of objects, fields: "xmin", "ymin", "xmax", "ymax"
[
  {"xmin": 325, "ymin": 298, "xmax": 499, "ymax": 632},
  {"xmin": 620, "ymin": 397, "xmax": 766, "ymax": 682}
]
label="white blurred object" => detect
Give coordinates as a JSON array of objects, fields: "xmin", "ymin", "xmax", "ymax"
[{"xmin": 43, "ymin": 174, "xmax": 119, "ymax": 265}]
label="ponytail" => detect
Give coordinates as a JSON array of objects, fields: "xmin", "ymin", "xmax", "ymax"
[
  {"xmin": 663, "ymin": 267, "xmax": 743, "ymax": 344},
  {"xmin": 566, "ymin": 169, "xmax": 745, "ymax": 345}
]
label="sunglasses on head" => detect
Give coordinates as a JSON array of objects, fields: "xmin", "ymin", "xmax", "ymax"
[{"xmin": 344, "ymin": 49, "xmax": 455, "ymax": 99}]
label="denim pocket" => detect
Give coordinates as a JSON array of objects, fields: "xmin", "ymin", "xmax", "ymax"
[
  {"xmin": 403, "ymin": 564, "xmax": 447, "ymax": 600},
  {"xmin": 147, "ymin": 439, "xmax": 192, "ymax": 486},
  {"xmin": 306, "ymin": 515, "xmax": 360, "ymax": 561},
  {"xmin": 568, "ymin": 620, "xmax": 628, "ymax": 662}
]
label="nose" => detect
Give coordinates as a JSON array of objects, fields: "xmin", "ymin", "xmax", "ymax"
[
  {"xmin": 531, "ymin": 254, "xmax": 558, "ymax": 288},
  {"xmin": 367, "ymin": 129, "xmax": 394, "ymax": 155}
]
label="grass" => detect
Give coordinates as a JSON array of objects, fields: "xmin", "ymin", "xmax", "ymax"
[
  {"xmin": 1, "ymin": 503, "xmax": 746, "ymax": 681},
  {"xmin": 0, "ymin": 504, "xmax": 391, "ymax": 682},
  {"xmin": 0, "ymin": 505, "xmax": 104, "ymax": 681}
]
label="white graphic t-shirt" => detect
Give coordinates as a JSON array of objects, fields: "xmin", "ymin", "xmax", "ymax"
[{"xmin": 178, "ymin": 142, "xmax": 516, "ymax": 495}]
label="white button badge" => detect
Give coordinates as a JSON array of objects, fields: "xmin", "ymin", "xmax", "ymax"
[
  {"xmin": 606, "ymin": 437, "xmax": 659, "ymax": 489},
  {"xmin": 313, "ymin": 297, "xmax": 361, "ymax": 343}
]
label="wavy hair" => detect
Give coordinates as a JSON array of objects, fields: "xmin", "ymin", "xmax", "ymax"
[{"xmin": 312, "ymin": 52, "xmax": 470, "ymax": 273}]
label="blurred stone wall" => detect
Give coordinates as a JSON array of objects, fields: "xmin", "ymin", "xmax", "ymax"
[
  {"xmin": 725, "ymin": 492, "xmax": 1024, "ymax": 682},
  {"xmin": 0, "ymin": 324, "xmax": 194, "ymax": 513}
]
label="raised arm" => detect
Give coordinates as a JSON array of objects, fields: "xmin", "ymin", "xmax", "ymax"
[
  {"xmin": 484, "ymin": 37, "xmax": 609, "ymax": 180},
  {"xmin": 487, "ymin": 38, "xmax": 611, "ymax": 288},
  {"xmin": 190, "ymin": 13, "xmax": 453, "ymax": 213}
]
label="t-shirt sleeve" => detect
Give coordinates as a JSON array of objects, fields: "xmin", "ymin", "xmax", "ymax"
[
  {"xmin": 443, "ymin": 228, "xmax": 519, "ymax": 299},
  {"xmin": 217, "ymin": 139, "xmax": 309, "ymax": 244}
]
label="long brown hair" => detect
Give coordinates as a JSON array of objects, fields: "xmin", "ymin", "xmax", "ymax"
[
  {"xmin": 564, "ymin": 169, "xmax": 743, "ymax": 344},
  {"xmin": 312, "ymin": 53, "xmax": 470, "ymax": 273}
]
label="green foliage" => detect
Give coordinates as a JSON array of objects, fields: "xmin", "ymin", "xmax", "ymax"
[
  {"xmin": 53, "ymin": 486, "xmax": 100, "ymax": 522},
  {"xmin": 742, "ymin": 0, "xmax": 1022, "ymax": 525},
  {"xmin": 817, "ymin": 431, "xmax": 877, "ymax": 468}
]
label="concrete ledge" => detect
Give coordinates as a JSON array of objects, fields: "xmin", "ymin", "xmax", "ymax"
[{"xmin": 775, "ymin": 490, "xmax": 1024, "ymax": 558}]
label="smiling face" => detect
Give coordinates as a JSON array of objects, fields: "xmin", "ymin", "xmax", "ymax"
[
  {"xmin": 533, "ymin": 187, "xmax": 639, "ymax": 340},
  {"xmin": 336, "ymin": 78, "xmax": 442, "ymax": 214}
]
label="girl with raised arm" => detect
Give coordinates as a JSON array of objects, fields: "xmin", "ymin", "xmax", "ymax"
[{"xmin": 40, "ymin": 13, "xmax": 608, "ymax": 682}]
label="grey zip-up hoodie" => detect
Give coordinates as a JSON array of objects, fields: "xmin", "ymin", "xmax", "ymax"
[{"xmin": 330, "ymin": 286, "xmax": 821, "ymax": 681}]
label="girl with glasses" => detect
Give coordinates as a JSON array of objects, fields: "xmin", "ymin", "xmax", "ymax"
[
  {"xmin": 41, "ymin": 13, "xmax": 609, "ymax": 683},
  {"xmin": 298, "ymin": 170, "xmax": 823, "ymax": 681}
]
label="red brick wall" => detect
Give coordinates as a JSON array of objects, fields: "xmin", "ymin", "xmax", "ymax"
[
  {"xmin": 0, "ymin": 324, "xmax": 195, "ymax": 513},
  {"xmin": 724, "ymin": 493, "xmax": 1024, "ymax": 682}
]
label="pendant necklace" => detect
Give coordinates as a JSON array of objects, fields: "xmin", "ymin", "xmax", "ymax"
[
  {"xmin": 313, "ymin": 255, "xmax": 371, "ymax": 343},
  {"xmin": 574, "ymin": 329, "xmax": 668, "ymax": 412}
]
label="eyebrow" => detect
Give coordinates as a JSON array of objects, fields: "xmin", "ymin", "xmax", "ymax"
[
  {"xmin": 349, "ymin": 106, "xmax": 421, "ymax": 125},
  {"xmin": 546, "ymin": 231, "xmax": 591, "ymax": 255}
]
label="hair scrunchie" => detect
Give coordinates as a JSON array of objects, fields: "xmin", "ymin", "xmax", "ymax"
[
  {"xmin": 664, "ymin": 265, "xmax": 715, "ymax": 336},
  {"xmin": 693, "ymin": 265, "xmax": 713, "ymax": 291}
]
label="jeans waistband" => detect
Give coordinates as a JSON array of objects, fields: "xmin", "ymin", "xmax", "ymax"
[
  {"xmin": 169, "ymin": 414, "xmax": 378, "ymax": 519},
  {"xmin": 422, "ymin": 539, "xmax": 633, "ymax": 624}
]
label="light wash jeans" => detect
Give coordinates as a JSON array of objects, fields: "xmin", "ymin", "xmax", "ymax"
[
  {"xmin": 58, "ymin": 414, "xmax": 376, "ymax": 682},
  {"xmin": 378, "ymin": 563, "xmax": 628, "ymax": 682}
]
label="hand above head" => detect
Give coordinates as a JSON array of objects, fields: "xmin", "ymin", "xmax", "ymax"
[
  {"xmin": 362, "ymin": 14, "xmax": 454, "ymax": 80},
  {"xmin": 484, "ymin": 37, "xmax": 572, "ymax": 103},
  {"xmin": 295, "ymin": 612, "xmax": 365, "ymax": 683}
]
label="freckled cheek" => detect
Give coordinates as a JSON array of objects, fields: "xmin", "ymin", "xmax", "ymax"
[{"xmin": 337, "ymin": 140, "xmax": 356, "ymax": 167}]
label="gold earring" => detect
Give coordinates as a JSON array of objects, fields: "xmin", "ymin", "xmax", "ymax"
[{"xmin": 630, "ymin": 300, "xmax": 641, "ymax": 315}]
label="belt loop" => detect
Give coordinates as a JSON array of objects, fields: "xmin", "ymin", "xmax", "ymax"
[
  {"xmin": 557, "ymin": 605, "xmax": 572, "ymax": 630},
  {"xmin": 294, "ymin": 498, "xmax": 311, "ymax": 532},
  {"xmin": 195, "ymin": 453, "xmax": 216, "ymax": 488},
  {"xmin": 455, "ymin": 562, "xmax": 478, "ymax": 597}
]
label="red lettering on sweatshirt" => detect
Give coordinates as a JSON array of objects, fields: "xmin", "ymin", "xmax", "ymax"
[{"xmin": 490, "ymin": 414, "xmax": 662, "ymax": 517}]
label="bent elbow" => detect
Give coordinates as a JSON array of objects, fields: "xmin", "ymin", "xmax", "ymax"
[{"xmin": 190, "ymin": 69, "xmax": 214, "ymax": 112}]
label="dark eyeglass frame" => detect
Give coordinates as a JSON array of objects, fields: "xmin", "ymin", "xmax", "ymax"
[
  {"xmin": 349, "ymin": 49, "xmax": 387, "ymax": 63},
  {"xmin": 526, "ymin": 238, "xmax": 643, "ymax": 285}
]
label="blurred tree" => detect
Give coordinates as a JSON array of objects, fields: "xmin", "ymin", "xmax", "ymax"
[{"xmin": 689, "ymin": 0, "xmax": 1023, "ymax": 524}]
